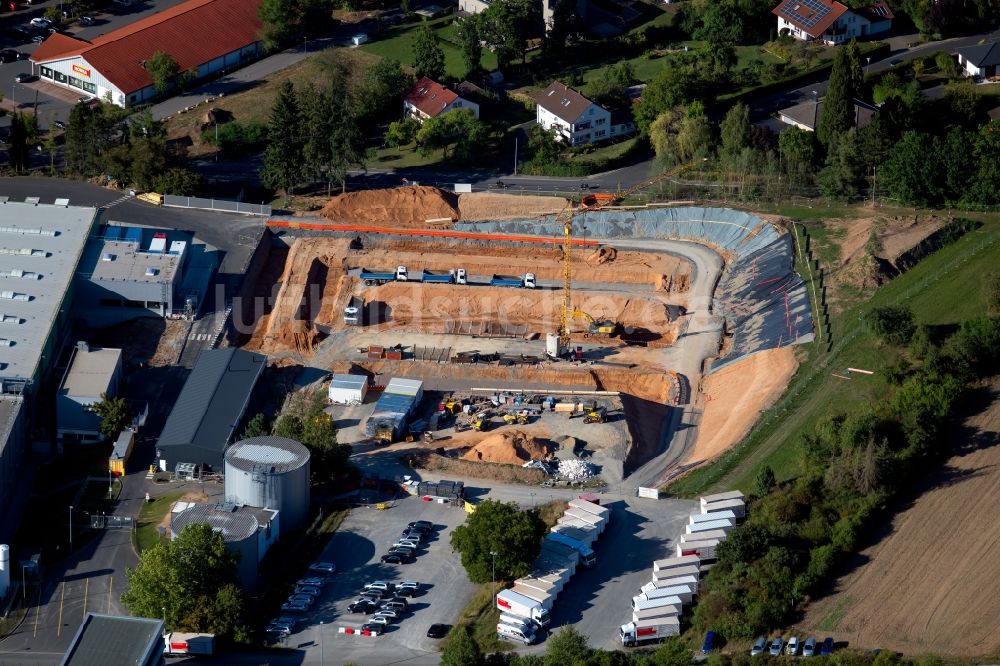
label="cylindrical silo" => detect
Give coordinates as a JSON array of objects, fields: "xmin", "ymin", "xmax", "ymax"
[
  {"xmin": 0, "ymin": 544, "xmax": 10, "ymax": 600},
  {"xmin": 224, "ymin": 436, "xmax": 310, "ymax": 532}
]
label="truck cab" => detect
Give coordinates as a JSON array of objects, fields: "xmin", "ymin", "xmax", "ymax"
[
  {"xmin": 452, "ymin": 268, "xmax": 467, "ymax": 284},
  {"xmin": 523, "ymin": 272, "xmax": 536, "ymax": 288},
  {"xmin": 395, "ymin": 265, "xmax": 408, "ymax": 281}
]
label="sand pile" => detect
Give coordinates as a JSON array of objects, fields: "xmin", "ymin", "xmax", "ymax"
[
  {"xmin": 462, "ymin": 430, "xmax": 553, "ymax": 465},
  {"xmin": 588, "ymin": 247, "xmax": 617, "ymax": 264},
  {"xmin": 458, "ymin": 192, "xmax": 569, "ymax": 221},
  {"xmin": 319, "ymin": 186, "xmax": 460, "ymax": 228}
]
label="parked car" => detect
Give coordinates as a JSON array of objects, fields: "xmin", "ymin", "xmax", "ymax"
[
  {"xmin": 427, "ymin": 623, "xmax": 449, "ymax": 638},
  {"xmin": 381, "ymin": 552, "xmax": 412, "ymax": 564},
  {"xmin": 266, "ymin": 621, "xmax": 293, "ymax": 634},
  {"xmin": 31, "ymin": 34, "xmax": 45, "ymax": 43},
  {"xmin": 29, "ymin": 17, "xmax": 51, "ymax": 28},
  {"xmin": 398, "ymin": 580, "xmax": 420, "ymax": 589},
  {"xmin": 14, "ymin": 73, "xmax": 34, "ymax": 83},
  {"xmin": 365, "ymin": 581, "xmax": 394, "ymax": 592},
  {"xmin": 309, "ymin": 562, "xmax": 337, "ymax": 574},
  {"xmin": 367, "ymin": 615, "xmax": 390, "ymax": 627},
  {"xmin": 393, "ymin": 541, "xmax": 419, "ymax": 551},
  {"xmin": 281, "ymin": 600, "xmax": 309, "ymax": 612},
  {"xmin": 297, "ymin": 578, "xmax": 324, "ymax": 588},
  {"xmin": 348, "ymin": 600, "xmax": 377, "ymax": 613},
  {"xmin": 803, "ymin": 638, "xmax": 817, "ymax": 657},
  {"xmin": 287, "ymin": 594, "xmax": 314, "ymax": 606},
  {"xmin": 294, "ymin": 585, "xmax": 321, "ymax": 597},
  {"xmin": 396, "ymin": 587, "xmax": 418, "ymax": 598},
  {"xmin": 360, "ymin": 622, "xmax": 385, "ymax": 635},
  {"xmin": 53, "ymin": 120, "xmax": 66, "ymax": 130},
  {"xmin": 751, "ymin": 637, "xmax": 767, "ymax": 656},
  {"xmin": 0, "ymin": 49, "xmax": 18, "ymax": 63},
  {"xmin": 408, "ymin": 520, "xmax": 433, "ymax": 531},
  {"xmin": 820, "ymin": 638, "xmax": 834, "ymax": 656},
  {"xmin": 384, "ymin": 599, "xmax": 408, "ymax": 612},
  {"xmin": 702, "ymin": 631, "xmax": 716, "ymax": 654},
  {"xmin": 769, "ymin": 637, "xmax": 784, "ymax": 656},
  {"xmin": 361, "ymin": 588, "xmax": 389, "ymax": 600},
  {"xmin": 372, "ymin": 608, "xmax": 400, "ymax": 621},
  {"xmin": 890, "ymin": 59, "xmax": 903, "ymax": 67},
  {"xmin": 78, "ymin": 15, "xmax": 95, "ymax": 25},
  {"xmin": 390, "ymin": 544, "xmax": 416, "ymax": 554},
  {"xmin": 787, "ymin": 637, "xmax": 800, "ymax": 655}
]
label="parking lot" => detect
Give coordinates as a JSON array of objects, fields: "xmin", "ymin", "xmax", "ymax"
[{"xmin": 275, "ymin": 494, "xmax": 478, "ymax": 665}]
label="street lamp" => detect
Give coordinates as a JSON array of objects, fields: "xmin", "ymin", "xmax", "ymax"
[
  {"xmin": 319, "ymin": 621, "xmax": 324, "ymax": 665},
  {"xmin": 68, "ymin": 505, "xmax": 73, "ymax": 553},
  {"xmin": 490, "ymin": 551, "xmax": 498, "ymax": 607}
]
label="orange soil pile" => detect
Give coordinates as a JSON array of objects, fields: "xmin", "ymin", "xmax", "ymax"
[
  {"xmin": 800, "ymin": 378, "xmax": 1000, "ymax": 658},
  {"xmin": 685, "ymin": 347, "xmax": 798, "ymax": 465},
  {"xmin": 246, "ymin": 237, "xmax": 352, "ymax": 354},
  {"xmin": 318, "ymin": 186, "xmax": 460, "ymax": 228},
  {"xmin": 364, "ymin": 282, "xmax": 678, "ymax": 344},
  {"xmin": 457, "ymin": 192, "xmax": 569, "ymax": 220},
  {"xmin": 462, "ymin": 429, "xmax": 553, "ymax": 464}
]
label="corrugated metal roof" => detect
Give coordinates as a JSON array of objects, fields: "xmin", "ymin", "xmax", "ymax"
[
  {"xmin": 157, "ymin": 348, "xmax": 265, "ymax": 468},
  {"xmin": 60, "ymin": 613, "xmax": 163, "ymax": 666},
  {"xmin": 31, "ymin": 0, "xmax": 262, "ymax": 95},
  {"xmin": 331, "ymin": 374, "xmax": 368, "ymax": 390},
  {"xmin": 373, "ymin": 392, "xmax": 416, "ymax": 415},
  {"xmin": 385, "ymin": 377, "xmax": 423, "ymax": 396},
  {"xmin": 225, "ymin": 436, "xmax": 310, "ymax": 473},
  {"xmin": 171, "ymin": 503, "xmax": 260, "ymax": 542}
]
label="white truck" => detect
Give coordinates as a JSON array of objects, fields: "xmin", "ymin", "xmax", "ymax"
[
  {"xmin": 702, "ymin": 497, "xmax": 746, "ymax": 518},
  {"xmin": 163, "ymin": 632, "xmax": 214, "ymax": 656},
  {"xmin": 652, "ymin": 555, "xmax": 700, "ymax": 572},
  {"xmin": 633, "ymin": 585, "xmax": 695, "ymax": 605},
  {"xmin": 632, "ymin": 604, "xmax": 683, "ymax": 623},
  {"xmin": 690, "ymin": 510, "xmax": 737, "ymax": 525},
  {"xmin": 496, "ymin": 589, "xmax": 551, "ymax": 626},
  {"xmin": 620, "ymin": 618, "xmax": 680, "ymax": 647},
  {"xmin": 685, "ymin": 519, "xmax": 734, "ymax": 534},
  {"xmin": 643, "ymin": 574, "xmax": 700, "ymax": 593},
  {"xmin": 681, "ymin": 529, "xmax": 729, "ymax": 543}
]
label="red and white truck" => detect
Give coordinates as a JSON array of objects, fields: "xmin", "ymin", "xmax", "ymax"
[
  {"xmin": 496, "ymin": 589, "xmax": 551, "ymax": 626},
  {"xmin": 620, "ymin": 618, "xmax": 680, "ymax": 646},
  {"xmin": 163, "ymin": 632, "xmax": 214, "ymax": 657}
]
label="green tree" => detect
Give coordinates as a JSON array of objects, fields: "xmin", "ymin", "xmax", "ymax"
[
  {"xmin": 450, "ymin": 500, "xmax": 546, "ymax": 583},
  {"xmin": 145, "ymin": 51, "xmax": 179, "ymax": 95},
  {"xmin": 676, "ymin": 103, "xmax": 712, "ymax": 162},
  {"xmin": 259, "ymin": 0, "xmax": 298, "ymax": 51},
  {"xmin": 356, "ymin": 59, "xmax": 414, "ymax": 129},
  {"xmin": 413, "ymin": 23, "xmax": 446, "ymax": 80},
  {"xmin": 273, "ymin": 414, "xmax": 304, "ymax": 440},
  {"xmin": 241, "ymin": 413, "xmax": 271, "ymax": 440},
  {"xmin": 544, "ymin": 626, "xmax": 590, "ymax": 666},
  {"xmin": 755, "ymin": 464, "xmax": 776, "ymax": 497},
  {"xmin": 92, "ymin": 393, "xmax": 131, "ymax": 440},
  {"xmin": 864, "ymin": 305, "xmax": 916, "ymax": 345},
  {"xmin": 43, "ymin": 115, "xmax": 59, "ymax": 173},
  {"xmin": 966, "ymin": 120, "xmax": 1000, "ymax": 206},
  {"xmin": 719, "ymin": 102, "xmax": 751, "ymax": 163},
  {"xmin": 633, "ymin": 67, "xmax": 696, "ymax": 135},
  {"xmin": 152, "ymin": 168, "xmax": 204, "ymax": 196},
  {"xmin": 43, "ymin": 6, "xmax": 63, "ymax": 22},
  {"xmin": 879, "ymin": 131, "xmax": 943, "ymax": 206},
  {"xmin": 778, "ymin": 126, "xmax": 815, "ymax": 187},
  {"xmin": 122, "ymin": 524, "xmax": 244, "ymax": 637},
  {"xmin": 985, "ymin": 272, "xmax": 1000, "ymax": 315},
  {"xmin": 935, "ymin": 51, "xmax": 959, "ymax": 78},
  {"xmin": 649, "ymin": 637, "xmax": 691, "ymax": 666},
  {"xmin": 416, "ymin": 108, "xmax": 486, "ymax": 159},
  {"xmin": 544, "ymin": 0, "xmax": 579, "ymax": 57},
  {"xmin": 817, "ymin": 128, "xmax": 864, "ymax": 198},
  {"xmin": 8, "ymin": 113, "xmax": 30, "ymax": 173},
  {"xmin": 944, "ymin": 79, "xmax": 980, "ymax": 119},
  {"xmin": 480, "ymin": 0, "xmax": 534, "ymax": 70},
  {"xmin": 527, "ymin": 124, "xmax": 561, "ymax": 164},
  {"xmin": 260, "ymin": 80, "xmax": 305, "ymax": 201},
  {"xmin": 456, "ymin": 16, "xmax": 483, "ymax": 77},
  {"xmin": 817, "ymin": 46, "xmax": 857, "ymax": 145},
  {"xmin": 385, "ymin": 117, "xmax": 420, "ymax": 148},
  {"xmin": 441, "ymin": 626, "xmax": 482, "ymax": 666}
]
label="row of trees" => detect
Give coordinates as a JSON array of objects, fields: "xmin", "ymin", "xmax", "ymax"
[{"xmin": 693, "ymin": 294, "xmax": 1000, "ymax": 636}]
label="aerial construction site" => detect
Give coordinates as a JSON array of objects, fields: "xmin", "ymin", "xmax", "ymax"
[{"xmin": 242, "ymin": 185, "xmax": 812, "ymax": 491}]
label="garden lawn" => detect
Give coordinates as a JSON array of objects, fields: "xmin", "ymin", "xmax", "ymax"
[{"xmin": 361, "ymin": 17, "xmax": 498, "ymax": 79}]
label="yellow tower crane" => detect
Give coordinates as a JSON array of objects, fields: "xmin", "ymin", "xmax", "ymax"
[{"xmin": 555, "ymin": 159, "xmax": 707, "ymax": 357}]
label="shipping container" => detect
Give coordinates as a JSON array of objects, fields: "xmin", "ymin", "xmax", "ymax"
[
  {"xmin": 702, "ymin": 498, "xmax": 746, "ymax": 518},
  {"xmin": 685, "ymin": 519, "xmax": 734, "ymax": 534},
  {"xmin": 677, "ymin": 538, "xmax": 721, "ymax": 560},
  {"xmin": 652, "ymin": 564, "xmax": 701, "ymax": 582},
  {"xmin": 632, "ymin": 603, "xmax": 683, "ymax": 623},
  {"xmin": 642, "ymin": 574, "xmax": 700, "ymax": 594},
  {"xmin": 568, "ymin": 498, "xmax": 611, "ymax": 521},
  {"xmin": 511, "ymin": 584, "xmax": 555, "ymax": 610},
  {"xmin": 681, "ymin": 529, "xmax": 729, "ymax": 543},
  {"xmin": 690, "ymin": 510, "xmax": 737, "ymax": 525},
  {"xmin": 633, "ymin": 585, "xmax": 695, "ymax": 606},
  {"xmin": 564, "ymin": 507, "xmax": 607, "ymax": 534},
  {"xmin": 700, "ymin": 490, "xmax": 744, "ymax": 509},
  {"xmin": 652, "ymin": 555, "xmax": 701, "ymax": 572}
]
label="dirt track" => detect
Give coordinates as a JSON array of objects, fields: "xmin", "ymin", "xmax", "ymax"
[{"xmin": 800, "ymin": 378, "xmax": 1000, "ymax": 658}]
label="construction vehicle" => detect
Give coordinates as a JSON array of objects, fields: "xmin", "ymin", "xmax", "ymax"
[
  {"xmin": 472, "ymin": 413, "xmax": 490, "ymax": 431},
  {"xmin": 502, "ymin": 412, "xmax": 518, "ymax": 425},
  {"xmin": 573, "ymin": 309, "xmax": 618, "ymax": 336},
  {"xmin": 550, "ymin": 159, "xmax": 707, "ymax": 359},
  {"xmin": 374, "ymin": 425, "xmax": 395, "ymax": 444},
  {"xmin": 360, "ymin": 266, "xmax": 408, "ymax": 285},
  {"xmin": 442, "ymin": 397, "xmax": 463, "ymax": 415},
  {"xmin": 583, "ymin": 406, "xmax": 606, "ymax": 424},
  {"xmin": 491, "ymin": 273, "xmax": 537, "ymax": 288},
  {"xmin": 422, "ymin": 269, "xmax": 467, "ymax": 284}
]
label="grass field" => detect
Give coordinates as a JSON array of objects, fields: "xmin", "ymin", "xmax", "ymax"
[
  {"xmin": 360, "ymin": 17, "xmax": 499, "ymax": 79},
  {"xmin": 669, "ymin": 212, "xmax": 1000, "ymax": 496},
  {"xmin": 135, "ymin": 491, "xmax": 184, "ymax": 553}
]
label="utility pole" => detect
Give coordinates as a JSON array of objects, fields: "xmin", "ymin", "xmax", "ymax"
[
  {"xmin": 872, "ymin": 164, "xmax": 876, "ymax": 207},
  {"xmin": 490, "ymin": 551, "xmax": 498, "ymax": 607},
  {"xmin": 68, "ymin": 505, "xmax": 73, "ymax": 552},
  {"xmin": 513, "ymin": 137, "xmax": 518, "ymax": 176}
]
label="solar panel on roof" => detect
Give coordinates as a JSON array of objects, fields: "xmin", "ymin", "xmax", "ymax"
[{"xmin": 782, "ymin": 0, "xmax": 831, "ymax": 28}]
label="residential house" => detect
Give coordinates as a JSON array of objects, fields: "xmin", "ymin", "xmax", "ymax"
[
  {"xmin": 534, "ymin": 82, "xmax": 612, "ymax": 146},
  {"xmin": 955, "ymin": 41, "xmax": 1000, "ymax": 79},
  {"xmin": 772, "ymin": 0, "xmax": 893, "ymax": 45},
  {"xmin": 404, "ymin": 77, "xmax": 480, "ymax": 123},
  {"xmin": 609, "ymin": 107, "xmax": 637, "ymax": 139},
  {"xmin": 777, "ymin": 96, "xmax": 878, "ymax": 131}
]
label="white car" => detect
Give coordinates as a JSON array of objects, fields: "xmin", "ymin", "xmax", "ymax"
[
  {"xmin": 367, "ymin": 615, "xmax": 390, "ymax": 626},
  {"xmin": 372, "ymin": 609, "xmax": 399, "ymax": 621},
  {"xmin": 364, "ymin": 581, "xmax": 394, "ymax": 592},
  {"xmin": 787, "ymin": 637, "xmax": 800, "ymax": 655},
  {"xmin": 29, "ymin": 18, "xmax": 51, "ymax": 28},
  {"xmin": 398, "ymin": 580, "xmax": 420, "ymax": 590},
  {"xmin": 308, "ymin": 562, "xmax": 337, "ymax": 574}
]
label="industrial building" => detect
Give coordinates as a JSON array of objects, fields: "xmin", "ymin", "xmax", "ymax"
[
  {"xmin": 61, "ymin": 613, "xmax": 165, "ymax": 666},
  {"xmin": 365, "ymin": 377, "xmax": 424, "ymax": 441},
  {"xmin": 0, "ymin": 200, "xmax": 97, "ymax": 542},
  {"xmin": 56, "ymin": 342, "xmax": 123, "ymax": 444},
  {"xmin": 328, "ymin": 374, "xmax": 369, "ymax": 404},
  {"xmin": 74, "ymin": 226, "xmax": 215, "ymax": 325},
  {"xmin": 224, "ymin": 436, "xmax": 310, "ymax": 533},
  {"xmin": 30, "ymin": 0, "xmax": 263, "ymax": 107},
  {"xmin": 157, "ymin": 348, "xmax": 266, "ymax": 472},
  {"xmin": 170, "ymin": 501, "xmax": 278, "ymax": 591}
]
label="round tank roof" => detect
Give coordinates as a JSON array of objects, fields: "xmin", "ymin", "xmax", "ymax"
[
  {"xmin": 171, "ymin": 504, "xmax": 259, "ymax": 542},
  {"xmin": 225, "ymin": 436, "xmax": 310, "ymax": 473}
]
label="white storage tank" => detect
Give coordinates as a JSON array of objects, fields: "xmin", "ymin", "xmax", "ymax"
[
  {"xmin": 328, "ymin": 374, "xmax": 368, "ymax": 405},
  {"xmin": 224, "ymin": 436, "xmax": 310, "ymax": 532}
]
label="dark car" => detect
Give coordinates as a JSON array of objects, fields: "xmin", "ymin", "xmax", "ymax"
[
  {"xmin": 348, "ymin": 600, "xmax": 377, "ymax": 613},
  {"xmin": 820, "ymin": 637, "xmax": 834, "ymax": 656},
  {"xmin": 396, "ymin": 587, "xmax": 418, "ymax": 598},
  {"xmin": 407, "ymin": 520, "xmax": 433, "ymax": 531},
  {"xmin": 14, "ymin": 73, "xmax": 35, "ymax": 83},
  {"xmin": 427, "ymin": 623, "xmax": 450, "ymax": 638},
  {"xmin": 890, "ymin": 59, "xmax": 903, "ymax": 67},
  {"xmin": 360, "ymin": 623, "xmax": 385, "ymax": 636},
  {"xmin": 702, "ymin": 630, "xmax": 716, "ymax": 654},
  {"xmin": 0, "ymin": 49, "xmax": 18, "ymax": 63},
  {"xmin": 54, "ymin": 120, "xmax": 67, "ymax": 130},
  {"xmin": 78, "ymin": 15, "xmax": 95, "ymax": 25},
  {"xmin": 381, "ymin": 552, "xmax": 412, "ymax": 564}
]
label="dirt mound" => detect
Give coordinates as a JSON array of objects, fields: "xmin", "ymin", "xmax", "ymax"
[
  {"xmin": 458, "ymin": 192, "xmax": 569, "ymax": 220},
  {"xmin": 800, "ymin": 378, "xmax": 1000, "ymax": 658},
  {"xmin": 588, "ymin": 247, "xmax": 617, "ymax": 264},
  {"xmin": 462, "ymin": 429, "xmax": 553, "ymax": 465},
  {"xmin": 319, "ymin": 186, "xmax": 460, "ymax": 228}
]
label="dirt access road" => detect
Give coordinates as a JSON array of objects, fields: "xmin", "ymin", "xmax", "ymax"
[{"xmin": 801, "ymin": 378, "xmax": 1000, "ymax": 658}]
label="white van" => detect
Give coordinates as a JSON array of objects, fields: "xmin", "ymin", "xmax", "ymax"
[
  {"xmin": 499, "ymin": 613, "xmax": 538, "ymax": 632},
  {"xmin": 352, "ymin": 33, "xmax": 369, "ymax": 46},
  {"xmin": 497, "ymin": 622, "xmax": 536, "ymax": 645}
]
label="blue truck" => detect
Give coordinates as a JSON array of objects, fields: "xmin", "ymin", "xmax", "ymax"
[
  {"xmin": 422, "ymin": 269, "xmax": 467, "ymax": 284},
  {"xmin": 359, "ymin": 266, "xmax": 408, "ymax": 286},
  {"xmin": 490, "ymin": 273, "xmax": 536, "ymax": 289}
]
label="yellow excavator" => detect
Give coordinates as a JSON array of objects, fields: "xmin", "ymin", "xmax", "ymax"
[
  {"xmin": 583, "ymin": 406, "xmax": 607, "ymax": 424},
  {"xmin": 573, "ymin": 308, "xmax": 619, "ymax": 336},
  {"xmin": 472, "ymin": 412, "xmax": 489, "ymax": 432}
]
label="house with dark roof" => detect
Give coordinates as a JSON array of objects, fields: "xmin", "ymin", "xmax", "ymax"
[
  {"xmin": 534, "ymin": 82, "xmax": 612, "ymax": 146},
  {"xmin": 777, "ymin": 96, "xmax": 878, "ymax": 131},
  {"xmin": 30, "ymin": 0, "xmax": 262, "ymax": 107},
  {"xmin": 61, "ymin": 613, "xmax": 164, "ymax": 666},
  {"xmin": 404, "ymin": 76, "xmax": 480, "ymax": 123},
  {"xmin": 773, "ymin": 0, "xmax": 893, "ymax": 44},
  {"xmin": 156, "ymin": 348, "xmax": 265, "ymax": 472},
  {"xmin": 956, "ymin": 41, "xmax": 1000, "ymax": 79}
]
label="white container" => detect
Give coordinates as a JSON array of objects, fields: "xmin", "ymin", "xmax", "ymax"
[
  {"xmin": 700, "ymin": 491, "xmax": 744, "ymax": 509},
  {"xmin": 632, "ymin": 604, "xmax": 682, "ymax": 623},
  {"xmin": 652, "ymin": 564, "xmax": 701, "ymax": 581},
  {"xmin": 703, "ymin": 498, "xmax": 746, "ymax": 517},
  {"xmin": 681, "ymin": 529, "xmax": 728, "ymax": 543},
  {"xmin": 632, "ymin": 595, "xmax": 682, "ymax": 613},
  {"xmin": 328, "ymin": 374, "xmax": 368, "ymax": 404},
  {"xmin": 652, "ymin": 555, "xmax": 700, "ymax": 572},
  {"xmin": 690, "ymin": 510, "xmax": 736, "ymax": 525},
  {"xmin": 567, "ymin": 498, "xmax": 610, "ymax": 521},
  {"xmin": 686, "ymin": 519, "xmax": 733, "ymax": 534},
  {"xmin": 643, "ymin": 574, "xmax": 699, "ymax": 594}
]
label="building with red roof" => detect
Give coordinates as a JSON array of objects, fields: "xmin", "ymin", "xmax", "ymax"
[
  {"xmin": 772, "ymin": 0, "xmax": 892, "ymax": 44},
  {"xmin": 30, "ymin": 0, "xmax": 262, "ymax": 107},
  {"xmin": 403, "ymin": 77, "xmax": 480, "ymax": 123}
]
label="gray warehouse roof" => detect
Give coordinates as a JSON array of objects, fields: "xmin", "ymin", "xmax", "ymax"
[
  {"xmin": 81, "ymin": 234, "xmax": 185, "ymax": 284},
  {"xmin": 157, "ymin": 348, "xmax": 266, "ymax": 468},
  {"xmin": 59, "ymin": 345, "xmax": 121, "ymax": 399},
  {"xmin": 171, "ymin": 502, "xmax": 276, "ymax": 542},
  {"xmin": 0, "ymin": 202, "xmax": 97, "ymax": 385},
  {"xmin": 60, "ymin": 613, "xmax": 164, "ymax": 666},
  {"xmin": 331, "ymin": 374, "xmax": 368, "ymax": 390},
  {"xmin": 225, "ymin": 436, "xmax": 310, "ymax": 473}
]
